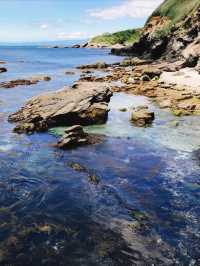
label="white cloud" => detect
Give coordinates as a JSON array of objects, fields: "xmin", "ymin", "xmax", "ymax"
[
  {"xmin": 89, "ymin": 0, "xmax": 163, "ymax": 20},
  {"xmin": 57, "ymin": 31, "xmax": 87, "ymax": 40},
  {"xmin": 40, "ymin": 24, "xmax": 48, "ymax": 30}
]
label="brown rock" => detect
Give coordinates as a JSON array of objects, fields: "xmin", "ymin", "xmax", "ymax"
[
  {"xmin": 65, "ymin": 71, "xmax": 75, "ymax": 75},
  {"xmin": 176, "ymin": 102, "xmax": 196, "ymax": 111},
  {"xmin": 56, "ymin": 125, "xmax": 89, "ymax": 149},
  {"xmin": 77, "ymin": 62, "xmax": 110, "ymax": 70},
  {"xmin": 8, "ymin": 82, "xmax": 113, "ymax": 133},
  {"xmin": 56, "ymin": 125, "xmax": 104, "ymax": 149},
  {"xmin": 131, "ymin": 106, "xmax": 155, "ymax": 127},
  {"xmin": 0, "ymin": 75, "xmax": 51, "ymax": 89},
  {"xmin": 0, "ymin": 79, "xmax": 39, "ymax": 88},
  {"xmin": 159, "ymin": 99, "xmax": 172, "ymax": 109}
]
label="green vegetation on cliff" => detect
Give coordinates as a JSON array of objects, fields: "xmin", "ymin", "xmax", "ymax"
[
  {"xmin": 151, "ymin": 0, "xmax": 200, "ymax": 23},
  {"xmin": 148, "ymin": 0, "xmax": 200, "ymax": 38},
  {"xmin": 90, "ymin": 29, "xmax": 141, "ymax": 46}
]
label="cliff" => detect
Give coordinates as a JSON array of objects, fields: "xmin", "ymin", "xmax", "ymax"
[{"xmin": 111, "ymin": 0, "xmax": 200, "ymax": 63}]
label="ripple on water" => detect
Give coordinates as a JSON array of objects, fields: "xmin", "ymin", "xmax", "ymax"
[{"xmin": 0, "ymin": 48, "xmax": 200, "ymax": 264}]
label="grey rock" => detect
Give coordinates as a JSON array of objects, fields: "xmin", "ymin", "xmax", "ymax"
[{"xmin": 8, "ymin": 82, "xmax": 112, "ymax": 133}]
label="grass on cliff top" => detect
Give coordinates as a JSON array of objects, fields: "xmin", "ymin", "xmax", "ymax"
[
  {"xmin": 151, "ymin": 0, "xmax": 200, "ymax": 24},
  {"xmin": 148, "ymin": 0, "xmax": 200, "ymax": 38},
  {"xmin": 90, "ymin": 29, "xmax": 141, "ymax": 46}
]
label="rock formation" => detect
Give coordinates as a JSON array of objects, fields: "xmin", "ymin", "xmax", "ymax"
[
  {"xmin": 56, "ymin": 125, "xmax": 89, "ymax": 149},
  {"xmin": 0, "ymin": 76, "xmax": 51, "ymax": 89},
  {"xmin": 112, "ymin": 0, "xmax": 200, "ymax": 61},
  {"xmin": 0, "ymin": 67, "xmax": 7, "ymax": 73},
  {"xmin": 131, "ymin": 106, "xmax": 155, "ymax": 127},
  {"xmin": 55, "ymin": 125, "xmax": 104, "ymax": 149},
  {"xmin": 8, "ymin": 82, "xmax": 112, "ymax": 134}
]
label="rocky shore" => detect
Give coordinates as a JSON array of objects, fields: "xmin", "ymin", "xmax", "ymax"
[
  {"xmin": 77, "ymin": 58, "xmax": 200, "ymax": 117},
  {"xmin": 8, "ymin": 55, "xmax": 200, "ymax": 148},
  {"xmin": 8, "ymin": 82, "xmax": 112, "ymax": 134}
]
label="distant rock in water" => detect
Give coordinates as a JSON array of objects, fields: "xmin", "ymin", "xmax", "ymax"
[
  {"xmin": 0, "ymin": 76, "xmax": 51, "ymax": 89},
  {"xmin": 71, "ymin": 44, "xmax": 81, "ymax": 48},
  {"xmin": 77, "ymin": 62, "xmax": 110, "ymax": 70},
  {"xmin": 0, "ymin": 67, "xmax": 7, "ymax": 73},
  {"xmin": 0, "ymin": 79, "xmax": 39, "ymax": 88},
  {"xmin": 65, "ymin": 71, "xmax": 75, "ymax": 75},
  {"xmin": 8, "ymin": 82, "xmax": 112, "ymax": 134}
]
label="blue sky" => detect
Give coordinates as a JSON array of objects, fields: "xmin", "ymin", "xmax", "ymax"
[{"xmin": 0, "ymin": 0, "xmax": 163, "ymax": 42}]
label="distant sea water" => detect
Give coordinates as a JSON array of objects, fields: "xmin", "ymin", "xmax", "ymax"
[{"xmin": 0, "ymin": 46, "xmax": 200, "ymax": 265}]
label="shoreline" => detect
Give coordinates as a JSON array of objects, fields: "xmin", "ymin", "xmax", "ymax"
[{"xmin": 76, "ymin": 57, "xmax": 200, "ymax": 117}]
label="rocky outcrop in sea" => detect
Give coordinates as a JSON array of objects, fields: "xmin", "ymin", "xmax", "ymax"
[{"xmin": 8, "ymin": 82, "xmax": 112, "ymax": 134}]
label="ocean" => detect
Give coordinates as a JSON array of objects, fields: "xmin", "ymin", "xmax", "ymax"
[{"xmin": 0, "ymin": 46, "xmax": 200, "ymax": 265}]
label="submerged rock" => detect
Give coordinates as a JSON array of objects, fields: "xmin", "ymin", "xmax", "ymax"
[
  {"xmin": 8, "ymin": 82, "xmax": 112, "ymax": 134},
  {"xmin": 131, "ymin": 106, "xmax": 155, "ymax": 127},
  {"xmin": 68, "ymin": 161, "xmax": 87, "ymax": 172}
]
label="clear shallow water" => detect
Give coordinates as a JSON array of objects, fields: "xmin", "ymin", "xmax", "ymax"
[{"xmin": 0, "ymin": 47, "xmax": 200, "ymax": 265}]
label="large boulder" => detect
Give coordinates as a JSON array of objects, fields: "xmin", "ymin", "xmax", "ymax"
[{"xmin": 8, "ymin": 82, "xmax": 112, "ymax": 134}]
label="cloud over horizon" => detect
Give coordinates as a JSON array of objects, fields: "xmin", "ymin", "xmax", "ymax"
[
  {"xmin": 89, "ymin": 0, "xmax": 163, "ymax": 20},
  {"xmin": 57, "ymin": 31, "xmax": 88, "ymax": 40}
]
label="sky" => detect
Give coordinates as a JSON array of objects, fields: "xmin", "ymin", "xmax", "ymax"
[{"xmin": 0, "ymin": 0, "xmax": 163, "ymax": 43}]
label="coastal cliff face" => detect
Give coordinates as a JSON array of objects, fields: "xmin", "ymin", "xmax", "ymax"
[{"xmin": 112, "ymin": 0, "xmax": 200, "ymax": 63}]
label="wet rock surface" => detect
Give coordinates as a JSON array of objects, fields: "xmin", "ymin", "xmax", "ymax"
[
  {"xmin": 77, "ymin": 62, "xmax": 112, "ymax": 70},
  {"xmin": 131, "ymin": 106, "xmax": 155, "ymax": 127},
  {"xmin": 80, "ymin": 58, "xmax": 200, "ymax": 116},
  {"xmin": 0, "ymin": 76, "xmax": 51, "ymax": 88},
  {"xmin": 56, "ymin": 125, "xmax": 89, "ymax": 149},
  {"xmin": 8, "ymin": 82, "xmax": 113, "ymax": 133},
  {"xmin": 0, "ymin": 79, "xmax": 39, "ymax": 88}
]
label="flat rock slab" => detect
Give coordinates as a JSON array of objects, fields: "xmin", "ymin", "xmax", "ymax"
[
  {"xmin": 8, "ymin": 82, "xmax": 112, "ymax": 134},
  {"xmin": 160, "ymin": 68, "xmax": 200, "ymax": 91},
  {"xmin": 0, "ymin": 76, "xmax": 51, "ymax": 89}
]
